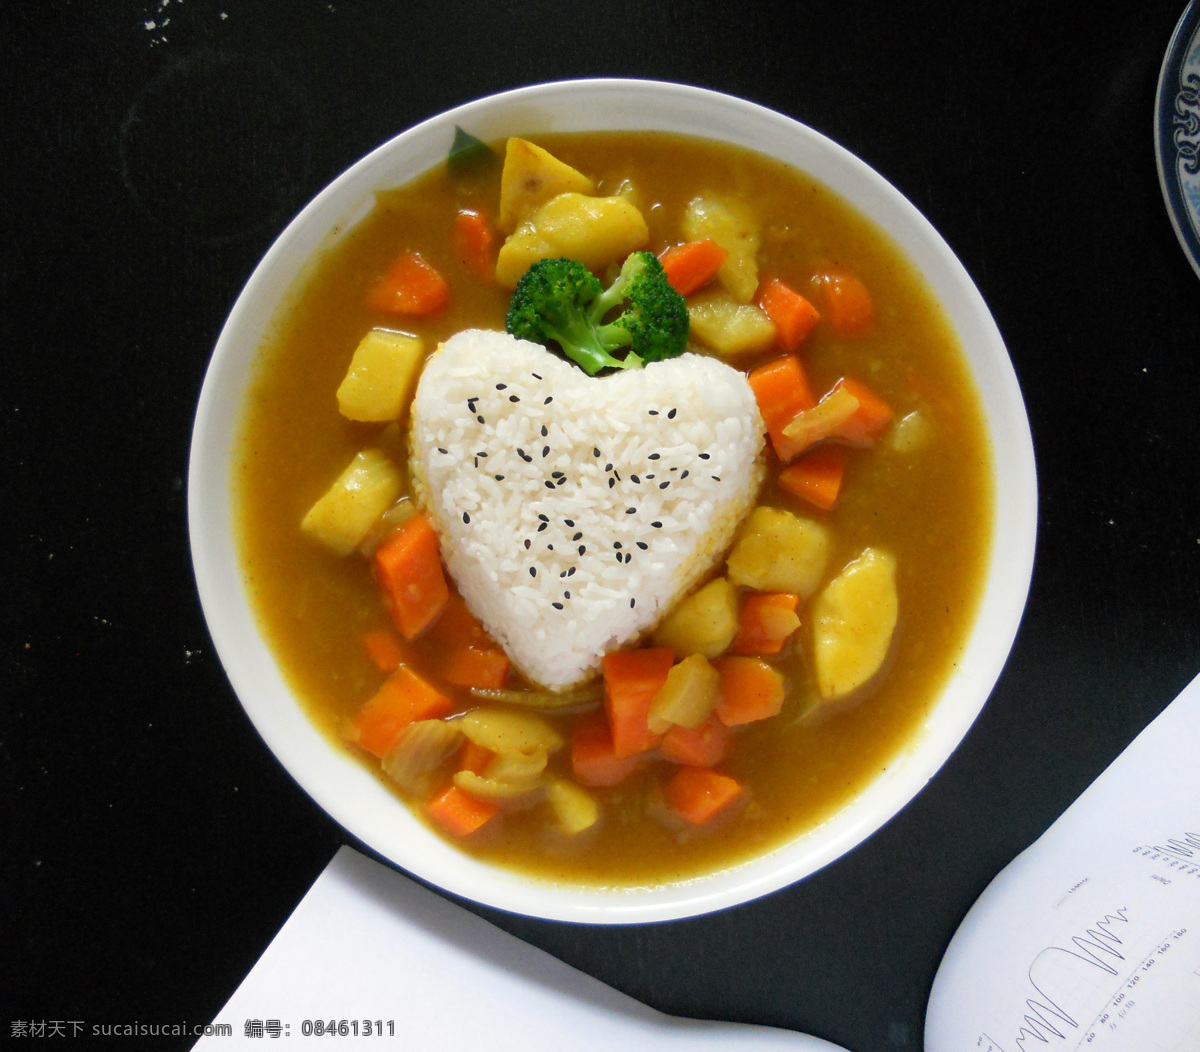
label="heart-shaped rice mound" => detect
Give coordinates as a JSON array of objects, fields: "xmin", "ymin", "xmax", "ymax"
[{"xmin": 409, "ymin": 330, "xmax": 766, "ymax": 690}]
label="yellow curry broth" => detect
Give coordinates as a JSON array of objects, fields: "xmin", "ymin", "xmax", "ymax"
[{"xmin": 235, "ymin": 132, "xmax": 992, "ymax": 885}]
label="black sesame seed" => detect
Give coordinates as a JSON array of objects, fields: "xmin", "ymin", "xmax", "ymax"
[
  {"xmin": 524, "ymin": 539, "xmax": 531, "ymax": 549},
  {"xmin": 437, "ymin": 447, "xmax": 448, "ymax": 454},
  {"xmin": 578, "ymin": 545, "xmax": 586, "ymax": 555},
  {"xmin": 670, "ymin": 466, "xmax": 678, "ymax": 472},
  {"xmin": 537, "ymin": 522, "xmax": 547, "ymax": 532},
  {"xmin": 556, "ymin": 478, "xmax": 566, "ymax": 487},
  {"xmin": 659, "ymin": 481, "xmax": 670, "ymax": 489},
  {"xmin": 636, "ymin": 541, "xmax": 648, "ymax": 550},
  {"xmin": 509, "ymin": 395, "xmax": 520, "ymax": 403},
  {"xmin": 529, "ymin": 566, "xmax": 536, "ymax": 577},
  {"xmin": 462, "ymin": 512, "xmax": 471, "ymax": 524},
  {"xmin": 542, "ymin": 446, "xmax": 550, "ymax": 457},
  {"xmin": 630, "ymin": 475, "xmax": 640, "ymax": 484},
  {"xmin": 477, "ymin": 451, "xmax": 488, "ymax": 457},
  {"xmin": 699, "ymin": 453, "xmax": 711, "ymax": 460},
  {"xmin": 649, "ymin": 410, "xmax": 659, "ymax": 416},
  {"xmin": 547, "ymin": 544, "xmax": 554, "ymax": 550},
  {"xmin": 473, "ymin": 458, "xmax": 478, "ymax": 468},
  {"xmin": 560, "ymin": 570, "xmax": 568, "ymax": 578},
  {"xmin": 630, "ymin": 598, "xmax": 636, "ymax": 608},
  {"xmin": 712, "ymin": 476, "xmax": 721, "ymax": 482},
  {"xmin": 552, "ymin": 471, "xmax": 564, "ymax": 479},
  {"xmin": 613, "ymin": 541, "xmax": 622, "ymax": 549},
  {"xmin": 545, "ymin": 481, "xmax": 555, "ymax": 490},
  {"xmin": 541, "ymin": 425, "xmax": 549, "ymax": 437},
  {"xmin": 476, "ymin": 415, "xmax": 485, "ymax": 424},
  {"xmin": 532, "ymin": 372, "xmax": 542, "ymax": 380},
  {"xmin": 623, "ymin": 552, "xmax": 632, "ymax": 563},
  {"xmin": 605, "ymin": 463, "xmax": 613, "ymax": 471},
  {"xmin": 564, "ymin": 591, "xmax": 571, "ymax": 599},
  {"xmin": 567, "ymin": 567, "xmax": 576, "ymax": 577},
  {"xmin": 564, "ymin": 519, "xmax": 575, "ymax": 527},
  {"xmin": 495, "ymin": 474, "xmax": 505, "ymax": 481},
  {"xmin": 648, "ymin": 453, "xmax": 660, "ymax": 460},
  {"xmin": 593, "ymin": 447, "xmax": 601, "ymax": 457},
  {"xmin": 668, "ymin": 408, "xmax": 677, "ymax": 419},
  {"xmin": 544, "ymin": 396, "xmax": 552, "ymax": 405},
  {"xmin": 496, "ymin": 383, "xmax": 507, "ymax": 390},
  {"xmin": 626, "ymin": 507, "xmax": 636, "ymax": 514},
  {"xmin": 651, "ymin": 521, "xmax": 663, "ymax": 528},
  {"xmin": 645, "ymin": 474, "xmax": 655, "ymax": 480},
  {"xmin": 680, "ymin": 470, "xmax": 689, "ymax": 479},
  {"xmin": 608, "ymin": 478, "xmax": 616, "ymax": 489},
  {"xmin": 572, "ymin": 531, "xmax": 583, "ymax": 541},
  {"xmin": 614, "ymin": 471, "xmax": 621, "ymax": 481},
  {"xmin": 615, "ymin": 553, "xmax": 623, "ymax": 564},
  {"xmin": 552, "ymin": 602, "xmax": 564, "ymax": 610},
  {"xmin": 538, "ymin": 513, "xmax": 549, "ymax": 521}
]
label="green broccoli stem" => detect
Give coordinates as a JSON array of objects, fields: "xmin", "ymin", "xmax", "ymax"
[{"xmin": 545, "ymin": 318, "xmax": 640, "ymax": 375}]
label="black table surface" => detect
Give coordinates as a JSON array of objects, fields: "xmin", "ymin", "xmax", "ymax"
[{"xmin": 7, "ymin": 2, "xmax": 1200, "ymax": 1049}]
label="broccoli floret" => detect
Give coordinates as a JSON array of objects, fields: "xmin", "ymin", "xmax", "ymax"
[{"xmin": 506, "ymin": 252, "xmax": 689, "ymax": 375}]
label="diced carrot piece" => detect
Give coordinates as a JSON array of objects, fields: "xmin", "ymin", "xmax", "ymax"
[
  {"xmin": 714, "ymin": 656, "xmax": 785, "ymax": 727},
  {"xmin": 375, "ymin": 513, "xmax": 449, "ymax": 639},
  {"xmin": 777, "ymin": 446, "xmax": 847, "ymax": 511},
  {"xmin": 758, "ymin": 278, "xmax": 821, "ymax": 352},
  {"xmin": 458, "ymin": 740, "xmax": 494, "ymax": 776},
  {"xmin": 731, "ymin": 594, "xmax": 801, "ymax": 656},
  {"xmin": 367, "ymin": 249, "xmax": 451, "ymax": 316},
  {"xmin": 363, "ymin": 627, "xmax": 409, "ymax": 672},
  {"xmin": 426, "ymin": 784, "xmax": 497, "ymax": 837},
  {"xmin": 659, "ymin": 714, "xmax": 728, "ymax": 767},
  {"xmin": 664, "ymin": 766, "xmax": 744, "ymax": 825},
  {"xmin": 747, "ymin": 356, "xmax": 817, "ymax": 461},
  {"xmin": 425, "ymin": 593, "xmax": 492, "ymax": 649},
  {"xmin": 831, "ymin": 377, "xmax": 893, "ymax": 445},
  {"xmin": 658, "ymin": 238, "xmax": 730, "ymax": 296},
  {"xmin": 453, "ymin": 209, "xmax": 497, "ymax": 281},
  {"xmin": 439, "ymin": 646, "xmax": 510, "ymax": 689},
  {"xmin": 812, "ymin": 266, "xmax": 874, "ymax": 337},
  {"xmin": 347, "ymin": 666, "xmax": 454, "ymax": 758},
  {"xmin": 603, "ymin": 648, "xmax": 674, "ymax": 758},
  {"xmin": 570, "ymin": 711, "xmax": 644, "ymax": 787}
]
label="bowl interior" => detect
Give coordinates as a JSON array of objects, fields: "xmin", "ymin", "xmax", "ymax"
[{"xmin": 188, "ymin": 79, "xmax": 1037, "ymax": 923}]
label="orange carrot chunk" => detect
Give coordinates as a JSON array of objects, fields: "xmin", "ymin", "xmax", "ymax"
[
  {"xmin": 714, "ymin": 656, "xmax": 785, "ymax": 727},
  {"xmin": 731, "ymin": 594, "xmax": 801, "ymax": 656},
  {"xmin": 664, "ymin": 766, "xmax": 744, "ymax": 825},
  {"xmin": 347, "ymin": 666, "xmax": 454, "ymax": 758},
  {"xmin": 758, "ymin": 277, "xmax": 821, "ymax": 352},
  {"xmin": 458, "ymin": 740, "xmax": 494, "ymax": 776},
  {"xmin": 439, "ymin": 645, "xmax": 510, "ymax": 689},
  {"xmin": 362, "ymin": 627, "xmax": 409, "ymax": 673},
  {"xmin": 367, "ymin": 249, "xmax": 451, "ymax": 316},
  {"xmin": 453, "ymin": 209, "xmax": 497, "ymax": 281},
  {"xmin": 658, "ymin": 238, "xmax": 730, "ymax": 296},
  {"xmin": 777, "ymin": 446, "xmax": 847, "ymax": 511},
  {"xmin": 812, "ymin": 266, "xmax": 874, "ymax": 337},
  {"xmin": 375, "ymin": 513, "xmax": 450, "ymax": 640},
  {"xmin": 746, "ymin": 356, "xmax": 817, "ymax": 462},
  {"xmin": 603, "ymin": 648, "xmax": 674, "ymax": 759},
  {"xmin": 831, "ymin": 377, "xmax": 893, "ymax": 445},
  {"xmin": 659, "ymin": 714, "xmax": 729, "ymax": 767},
  {"xmin": 778, "ymin": 377, "xmax": 892, "ymax": 459},
  {"xmin": 426, "ymin": 784, "xmax": 497, "ymax": 837},
  {"xmin": 571, "ymin": 711, "xmax": 645, "ymax": 787}
]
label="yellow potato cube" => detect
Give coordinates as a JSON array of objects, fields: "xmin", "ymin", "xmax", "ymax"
[
  {"xmin": 652, "ymin": 577, "xmax": 739, "ymax": 658},
  {"xmin": 687, "ymin": 290, "xmax": 777, "ymax": 357},
  {"xmin": 812, "ymin": 548, "xmax": 898, "ymax": 699},
  {"xmin": 726, "ymin": 507, "xmax": 830, "ymax": 597},
  {"xmin": 498, "ymin": 138, "xmax": 595, "ymax": 233},
  {"xmin": 336, "ymin": 329, "xmax": 424, "ymax": 422},
  {"xmin": 647, "ymin": 653, "xmax": 721, "ymax": 733},
  {"xmin": 495, "ymin": 193, "xmax": 649, "ymax": 288},
  {"xmin": 300, "ymin": 448, "xmax": 404, "ymax": 556},
  {"xmin": 546, "ymin": 779, "xmax": 600, "ymax": 835},
  {"xmin": 681, "ymin": 194, "xmax": 761, "ymax": 302}
]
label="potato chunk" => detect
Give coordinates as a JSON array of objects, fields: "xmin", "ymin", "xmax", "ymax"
[
  {"xmin": 647, "ymin": 653, "xmax": 721, "ymax": 733},
  {"xmin": 812, "ymin": 548, "xmax": 898, "ymax": 699},
  {"xmin": 726, "ymin": 507, "xmax": 830, "ymax": 597},
  {"xmin": 687, "ymin": 290, "xmax": 776, "ymax": 358},
  {"xmin": 300, "ymin": 449, "xmax": 404, "ymax": 556},
  {"xmin": 652, "ymin": 577, "xmax": 738, "ymax": 658},
  {"xmin": 546, "ymin": 779, "xmax": 600, "ymax": 835},
  {"xmin": 495, "ymin": 193, "xmax": 649, "ymax": 287},
  {"xmin": 458, "ymin": 708, "xmax": 564, "ymax": 755},
  {"xmin": 336, "ymin": 329, "xmax": 424, "ymax": 422},
  {"xmin": 498, "ymin": 138, "xmax": 595, "ymax": 233},
  {"xmin": 681, "ymin": 195, "xmax": 760, "ymax": 302}
]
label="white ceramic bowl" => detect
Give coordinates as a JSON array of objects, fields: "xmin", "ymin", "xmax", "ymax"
[{"xmin": 189, "ymin": 79, "xmax": 1037, "ymax": 923}]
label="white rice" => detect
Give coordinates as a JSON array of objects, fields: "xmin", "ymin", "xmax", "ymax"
[{"xmin": 409, "ymin": 330, "xmax": 766, "ymax": 690}]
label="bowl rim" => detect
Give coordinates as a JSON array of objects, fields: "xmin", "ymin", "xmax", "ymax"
[{"xmin": 188, "ymin": 77, "xmax": 1038, "ymax": 924}]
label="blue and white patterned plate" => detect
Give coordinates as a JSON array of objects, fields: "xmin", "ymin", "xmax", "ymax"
[{"xmin": 1156, "ymin": 1, "xmax": 1200, "ymax": 278}]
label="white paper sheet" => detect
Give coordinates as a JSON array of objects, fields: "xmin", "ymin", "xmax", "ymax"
[
  {"xmin": 926, "ymin": 671, "xmax": 1200, "ymax": 1051},
  {"xmin": 194, "ymin": 846, "xmax": 848, "ymax": 1050}
]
